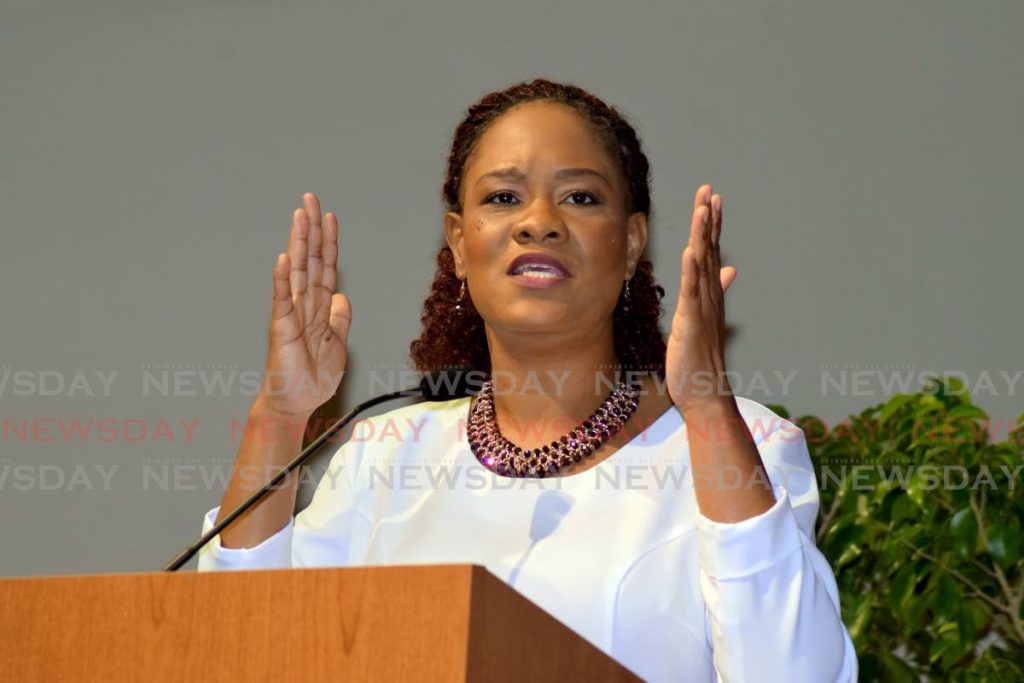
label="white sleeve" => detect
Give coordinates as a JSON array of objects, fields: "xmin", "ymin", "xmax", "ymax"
[
  {"xmin": 196, "ymin": 505, "xmax": 294, "ymax": 571},
  {"xmin": 196, "ymin": 437, "xmax": 370, "ymax": 572},
  {"xmin": 692, "ymin": 421, "xmax": 858, "ymax": 682}
]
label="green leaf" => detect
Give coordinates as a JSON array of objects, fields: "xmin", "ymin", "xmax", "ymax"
[
  {"xmin": 823, "ymin": 520, "xmax": 866, "ymax": 569},
  {"xmin": 941, "ymin": 638, "xmax": 971, "ymax": 672},
  {"xmin": 905, "ymin": 580, "xmax": 933, "ymax": 633},
  {"xmin": 982, "ymin": 647, "xmax": 1024, "ymax": 679},
  {"xmin": 957, "ymin": 602, "xmax": 977, "ymax": 645},
  {"xmin": 947, "ymin": 404, "xmax": 989, "ymax": 422},
  {"xmin": 905, "ymin": 467, "xmax": 932, "ymax": 509},
  {"xmin": 986, "ymin": 523, "xmax": 1022, "ymax": 570},
  {"xmin": 932, "ymin": 573, "xmax": 961, "ymax": 622},
  {"xmin": 964, "ymin": 599, "xmax": 992, "ymax": 633},
  {"xmin": 848, "ymin": 598, "xmax": 873, "ymax": 648},
  {"xmin": 935, "ymin": 625, "xmax": 959, "ymax": 666},
  {"xmin": 923, "ymin": 444, "xmax": 955, "ymax": 461},
  {"xmin": 880, "ymin": 649, "xmax": 919, "ymax": 682},
  {"xmin": 890, "ymin": 493, "xmax": 916, "ymax": 524},
  {"xmin": 880, "ymin": 393, "xmax": 916, "ymax": 427},
  {"xmin": 949, "ymin": 507, "xmax": 978, "ymax": 558},
  {"xmin": 929, "ymin": 633, "xmax": 958, "ymax": 663},
  {"xmin": 889, "ymin": 563, "xmax": 917, "ymax": 615},
  {"xmin": 835, "ymin": 542, "xmax": 862, "ymax": 568}
]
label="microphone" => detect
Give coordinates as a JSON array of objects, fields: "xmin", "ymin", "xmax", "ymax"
[
  {"xmin": 162, "ymin": 366, "xmax": 480, "ymax": 571},
  {"xmin": 508, "ymin": 490, "xmax": 575, "ymax": 586}
]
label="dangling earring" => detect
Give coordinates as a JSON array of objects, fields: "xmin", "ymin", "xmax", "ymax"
[
  {"xmin": 621, "ymin": 277, "xmax": 632, "ymax": 314},
  {"xmin": 455, "ymin": 279, "xmax": 466, "ymax": 312}
]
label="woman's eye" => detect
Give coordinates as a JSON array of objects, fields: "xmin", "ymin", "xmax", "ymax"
[
  {"xmin": 485, "ymin": 191, "xmax": 518, "ymax": 205},
  {"xmin": 484, "ymin": 190, "xmax": 598, "ymax": 206},
  {"xmin": 565, "ymin": 191, "xmax": 598, "ymax": 205}
]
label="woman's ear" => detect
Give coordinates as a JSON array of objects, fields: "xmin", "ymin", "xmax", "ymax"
[
  {"xmin": 625, "ymin": 212, "xmax": 648, "ymax": 277},
  {"xmin": 444, "ymin": 211, "xmax": 466, "ymax": 278}
]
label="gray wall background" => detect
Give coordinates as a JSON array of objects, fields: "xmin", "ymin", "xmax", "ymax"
[{"xmin": 1, "ymin": 1, "xmax": 1021, "ymax": 576}]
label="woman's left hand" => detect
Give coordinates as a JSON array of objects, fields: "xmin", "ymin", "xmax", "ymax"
[{"xmin": 665, "ymin": 184, "xmax": 738, "ymax": 413}]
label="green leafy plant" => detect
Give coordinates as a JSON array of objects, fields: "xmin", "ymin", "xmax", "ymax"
[{"xmin": 771, "ymin": 377, "xmax": 1024, "ymax": 681}]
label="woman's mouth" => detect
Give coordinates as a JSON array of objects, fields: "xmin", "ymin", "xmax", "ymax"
[{"xmin": 507, "ymin": 253, "xmax": 572, "ymax": 289}]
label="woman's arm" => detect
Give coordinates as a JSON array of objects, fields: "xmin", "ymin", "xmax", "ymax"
[
  {"xmin": 210, "ymin": 395, "xmax": 309, "ymax": 549},
  {"xmin": 690, "ymin": 412, "xmax": 858, "ymax": 682},
  {"xmin": 198, "ymin": 424, "xmax": 366, "ymax": 571},
  {"xmin": 209, "ymin": 191, "xmax": 352, "ymax": 550},
  {"xmin": 663, "ymin": 186, "xmax": 856, "ymax": 679},
  {"xmin": 683, "ymin": 397, "xmax": 776, "ymax": 522}
]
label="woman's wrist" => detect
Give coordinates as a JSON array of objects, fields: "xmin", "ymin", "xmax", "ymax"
[
  {"xmin": 249, "ymin": 393, "xmax": 315, "ymax": 429},
  {"xmin": 676, "ymin": 395, "xmax": 739, "ymax": 423}
]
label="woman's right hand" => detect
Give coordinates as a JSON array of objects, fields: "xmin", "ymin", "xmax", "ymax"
[{"xmin": 257, "ymin": 192, "xmax": 352, "ymax": 419}]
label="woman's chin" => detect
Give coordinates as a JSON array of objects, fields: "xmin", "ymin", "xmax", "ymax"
[{"xmin": 484, "ymin": 306, "xmax": 582, "ymax": 335}]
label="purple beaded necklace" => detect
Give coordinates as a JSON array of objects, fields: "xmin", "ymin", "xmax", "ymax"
[{"xmin": 467, "ymin": 375, "xmax": 642, "ymax": 478}]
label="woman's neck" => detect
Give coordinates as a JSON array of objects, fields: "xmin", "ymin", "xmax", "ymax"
[{"xmin": 483, "ymin": 328, "xmax": 645, "ymax": 448}]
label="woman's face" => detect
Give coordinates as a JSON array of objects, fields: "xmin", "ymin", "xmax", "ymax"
[{"xmin": 445, "ymin": 100, "xmax": 647, "ymax": 345}]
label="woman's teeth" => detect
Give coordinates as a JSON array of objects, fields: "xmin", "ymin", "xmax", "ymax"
[{"xmin": 512, "ymin": 265, "xmax": 563, "ymax": 277}]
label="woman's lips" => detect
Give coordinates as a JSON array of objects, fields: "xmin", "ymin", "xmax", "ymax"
[
  {"xmin": 508, "ymin": 271, "xmax": 570, "ymax": 289},
  {"xmin": 506, "ymin": 252, "xmax": 572, "ymax": 289}
]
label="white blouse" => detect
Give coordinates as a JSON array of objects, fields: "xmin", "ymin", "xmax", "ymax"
[{"xmin": 198, "ymin": 395, "xmax": 858, "ymax": 682}]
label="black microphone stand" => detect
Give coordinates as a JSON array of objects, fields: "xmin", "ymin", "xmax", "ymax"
[{"xmin": 162, "ymin": 386, "xmax": 417, "ymax": 571}]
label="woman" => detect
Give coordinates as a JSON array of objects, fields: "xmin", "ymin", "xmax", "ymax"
[{"xmin": 199, "ymin": 78, "xmax": 858, "ymax": 681}]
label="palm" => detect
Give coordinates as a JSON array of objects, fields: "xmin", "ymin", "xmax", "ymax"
[{"xmin": 262, "ymin": 193, "xmax": 352, "ymax": 417}]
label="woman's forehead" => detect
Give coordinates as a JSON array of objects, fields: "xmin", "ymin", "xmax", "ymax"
[{"xmin": 467, "ymin": 102, "xmax": 617, "ymax": 179}]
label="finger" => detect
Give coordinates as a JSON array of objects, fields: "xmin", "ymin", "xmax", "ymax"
[
  {"xmin": 678, "ymin": 246, "xmax": 701, "ymax": 317},
  {"xmin": 692, "ymin": 205, "xmax": 711, "ymax": 276},
  {"xmin": 322, "ymin": 212, "xmax": 338, "ymax": 294},
  {"xmin": 289, "ymin": 208, "xmax": 309, "ymax": 300},
  {"xmin": 304, "ymin": 192, "xmax": 324, "ymax": 297},
  {"xmin": 711, "ymin": 194, "xmax": 722, "ymax": 249},
  {"xmin": 303, "ymin": 194, "xmax": 324, "ymax": 324},
  {"xmin": 328, "ymin": 292, "xmax": 353, "ymax": 343},
  {"xmin": 696, "ymin": 206, "xmax": 717, "ymax": 310},
  {"xmin": 674, "ymin": 247, "xmax": 703, "ymax": 342},
  {"xmin": 693, "ymin": 183, "xmax": 713, "ymax": 211},
  {"xmin": 720, "ymin": 266, "xmax": 737, "ymax": 293},
  {"xmin": 687, "ymin": 198, "xmax": 709, "ymax": 252},
  {"xmin": 303, "ymin": 192, "xmax": 322, "ymax": 229},
  {"xmin": 271, "ymin": 253, "xmax": 294, "ymax": 322},
  {"xmin": 708, "ymin": 194, "xmax": 723, "ymax": 294}
]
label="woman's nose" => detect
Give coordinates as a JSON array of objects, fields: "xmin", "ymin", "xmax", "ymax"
[{"xmin": 513, "ymin": 200, "xmax": 568, "ymax": 244}]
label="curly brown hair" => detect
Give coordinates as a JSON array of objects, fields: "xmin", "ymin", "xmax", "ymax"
[{"xmin": 409, "ymin": 78, "xmax": 667, "ymax": 378}]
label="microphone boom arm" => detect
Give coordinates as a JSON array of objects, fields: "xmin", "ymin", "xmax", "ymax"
[{"xmin": 161, "ymin": 386, "xmax": 417, "ymax": 571}]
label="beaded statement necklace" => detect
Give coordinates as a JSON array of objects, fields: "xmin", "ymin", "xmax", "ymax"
[{"xmin": 467, "ymin": 375, "xmax": 642, "ymax": 478}]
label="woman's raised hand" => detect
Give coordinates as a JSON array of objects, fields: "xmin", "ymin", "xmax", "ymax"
[
  {"xmin": 665, "ymin": 184, "xmax": 738, "ymax": 413},
  {"xmin": 258, "ymin": 192, "xmax": 352, "ymax": 418}
]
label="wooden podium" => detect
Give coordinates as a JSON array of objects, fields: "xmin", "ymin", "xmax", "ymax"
[{"xmin": 0, "ymin": 564, "xmax": 640, "ymax": 681}]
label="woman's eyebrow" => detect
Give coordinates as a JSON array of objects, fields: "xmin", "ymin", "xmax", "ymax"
[
  {"xmin": 475, "ymin": 167, "xmax": 526, "ymax": 187},
  {"xmin": 553, "ymin": 167, "xmax": 610, "ymax": 185},
  {"xmin": 474, "ymin": 166, "xmax": 612, "ymax": 187}
]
